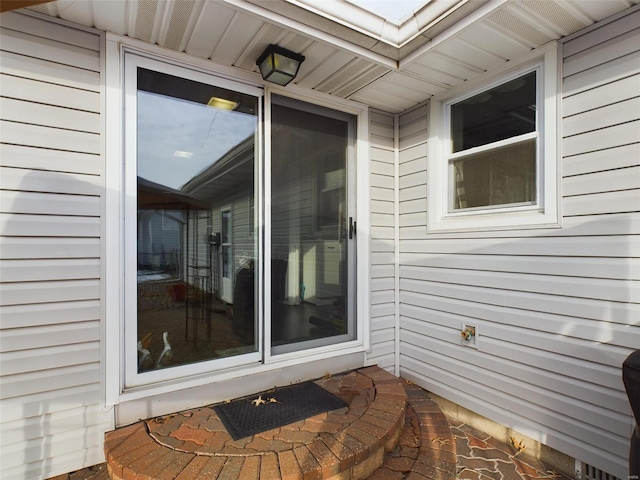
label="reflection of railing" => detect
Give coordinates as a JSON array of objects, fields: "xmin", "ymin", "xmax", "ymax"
[{"xmin": 186, "ymin": 270, "xmax": 212, "ymax": 346}]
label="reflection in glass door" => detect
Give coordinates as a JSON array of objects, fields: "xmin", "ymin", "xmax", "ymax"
[
  {"xmin": 220, "ymin": 208, "xmax": 233, "ymax": 304},
  {"xmin": 126, "ymin": 58, "xmax": 260, "ymax": 384},
  {"xmin": 270, "ymin": 96, "xmax": 356, "ymax": 354}
]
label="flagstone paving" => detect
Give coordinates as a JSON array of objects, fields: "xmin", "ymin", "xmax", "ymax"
[{"xmin": 49, "ymin": 367, "xmax": 573, "ymax": 480}]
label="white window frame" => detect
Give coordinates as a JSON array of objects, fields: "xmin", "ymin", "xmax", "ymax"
[{"xmin": 427, "ymin": 41, "xmax": 560, "ymax": 232}]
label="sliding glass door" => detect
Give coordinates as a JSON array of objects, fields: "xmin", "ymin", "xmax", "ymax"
[
  {"xmin": 124, "ymin": 55, "xmax": 261, "ymax": 387},
  {"xmin": 124, "ymin": 54, "xmax": 360, "ymax": 389},
  {"xmin": 270, "ymin": 96, "xmax": 357, "ymax": 354}
]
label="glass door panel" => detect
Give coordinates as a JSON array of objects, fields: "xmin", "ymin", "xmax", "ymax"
[
  {"xmin": 132, "ymin": 65, "xmax": 259, "ymax": 378},
  {"xmin": 270, "ymin": 97, "xmax": 356, "ymax": 354},
  {"xmin": 220, "ymin": 208, "xmax": 233, "ymax": 304}
]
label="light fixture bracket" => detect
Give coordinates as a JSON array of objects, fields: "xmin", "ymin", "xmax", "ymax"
[{"xmin": 256, "ymin": 44, "xmax": 305, "ymax": 86}]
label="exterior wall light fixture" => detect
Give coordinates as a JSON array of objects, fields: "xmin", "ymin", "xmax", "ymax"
[{"xmin": 256, "ymin": 44, "xmax": 305, "ymax": 86}]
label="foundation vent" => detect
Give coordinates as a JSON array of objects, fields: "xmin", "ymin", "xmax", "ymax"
[{"xmin": 575, "ymin": 461, "xmax": 621, "ymax": 480}]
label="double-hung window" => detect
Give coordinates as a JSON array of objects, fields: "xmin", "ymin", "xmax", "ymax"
[
  {"xmin": 449, "ymin": 70, "xmax": 537, "ymax": 211},
  {"xmin": 428, "ymin": 42, "xmax": 559, "ymax": 231}
]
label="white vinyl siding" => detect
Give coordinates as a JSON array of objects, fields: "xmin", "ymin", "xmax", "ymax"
[
  {"xmin": 366, "ymin": 111, "xmax": 396, "ymax": 370},
  {"xmin": 397, "ymin": 9, "xmax": 639, "ymax": 480},
  {"xmin": 0, "ymin": 11, "xmax": 112, "ymax": 480}
]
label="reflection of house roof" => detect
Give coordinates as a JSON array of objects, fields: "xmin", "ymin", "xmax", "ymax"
[
  {"xmin": 138, "ymin": 176, "xmax": 210, "ymax": 210},
  {"xmin": 181, "ymin": 134, "xmax": 254, "ymax": 199}
]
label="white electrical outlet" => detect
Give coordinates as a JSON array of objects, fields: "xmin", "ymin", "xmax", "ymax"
[{"xmin": 461, "ymin": 322, "xmax": 478, "ymax": 348}]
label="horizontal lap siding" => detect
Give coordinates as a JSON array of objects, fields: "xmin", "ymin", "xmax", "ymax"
[
  {"xmin": 397, "ymin": 10, "xmax": 639, "ymax": 480},
  {"xmin": 398, "ymin": 107, "xmax": 427, "ymax": 240},
  {"xmin": 367, "ymin": 111, "xmax": 396, "ymax": 370},
  {"xmin": 0, "ymin": 12, "xmax": 112, "ymax": 480}
]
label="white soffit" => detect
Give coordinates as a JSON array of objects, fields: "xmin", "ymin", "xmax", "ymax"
[{"xmin": 22, "ymin": 0, "xmax": 640, "ymax": 114}]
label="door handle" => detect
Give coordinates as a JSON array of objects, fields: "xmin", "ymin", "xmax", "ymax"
[{"xmin": 349, "ymin": 217, "xmax": 356, "ymax": 239}]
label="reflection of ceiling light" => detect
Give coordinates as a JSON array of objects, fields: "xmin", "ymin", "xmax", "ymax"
[
  {"xmin": 174, "ymin": 151, "xmax": 193, "ymax": 158},
  {"xmin": 463, "ymin": 92, "xmax": 493, "ymax": 105},
  {"xmin": 493, "ymin": 77, "xmax": 527, "ymax": 93},
  {"xmin": 207, "ymin": 97, "xmax": 239, "ymax": 110}
]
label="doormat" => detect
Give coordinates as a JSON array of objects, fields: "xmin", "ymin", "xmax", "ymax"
[{"xmin": 213, "ymin": 382, "xmax": 348, "ymax": 440}]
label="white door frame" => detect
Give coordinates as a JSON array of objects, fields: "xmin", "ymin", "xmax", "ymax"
[{"xmin": 104, "ymin": 36, "xmax": 370, "ymax": 403}]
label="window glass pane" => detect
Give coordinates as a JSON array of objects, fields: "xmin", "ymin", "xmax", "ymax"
[
  {"xmin": 271, "ymin": 99, "xmax": 354, "ymax": 352},
  {"xmin": 136, "ymin": 68, "xmax": 258, "ymax": 373},
  {"xmin": 451, "ymin": 138, "xmax": 536, "ymax": 210},
  {"xmin": 221, "ymin": 210, "xmax": 231, "ymax": 244},
  {"xmin": 451, "ymin": 71, "xmax": 536, "ymax": 153}
]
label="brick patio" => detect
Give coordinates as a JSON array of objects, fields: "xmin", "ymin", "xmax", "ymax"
[{"xmin": 51, "ymin": 367, "xmax": 572, "ymax": 480}]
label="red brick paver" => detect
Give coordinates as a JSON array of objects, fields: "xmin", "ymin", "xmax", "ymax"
[
  {"xmin": 54, "ymin": 368, "xmax": 574, "ymax": 480},
  {"xmin": 103, "ymin": 367, "xmax": 406, "ymax": 480}
]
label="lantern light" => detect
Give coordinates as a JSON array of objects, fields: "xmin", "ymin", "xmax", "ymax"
[{"xmin": 256, "ymin": 44, "xmax": 305, "ymax": 86}]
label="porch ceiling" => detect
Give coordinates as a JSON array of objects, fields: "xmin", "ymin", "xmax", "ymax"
[{"xmin": 25, "ymin": 0, "xmax": 638, "ymax": 113}]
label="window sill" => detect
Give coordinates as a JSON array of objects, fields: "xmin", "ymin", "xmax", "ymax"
[{"xmin": 427, "ymin": 208, "xmax": 561, "ymax": 234}]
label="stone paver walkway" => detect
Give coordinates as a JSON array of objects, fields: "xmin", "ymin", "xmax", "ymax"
[{"xmin": 50, "ymin": 368, "xmax": 572, "ymax": 480}]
